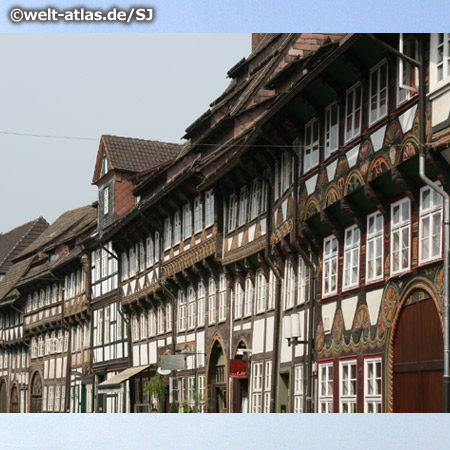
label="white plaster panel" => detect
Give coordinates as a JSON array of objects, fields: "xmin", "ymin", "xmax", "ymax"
[
  {"xmin": 342, "ymin": 295, "xmax": 359, "ymax": 330},
  {"xmin": 305, "ymin": 174, "xmax": 318, "ymax": 195},
  {"xmin": 149, "ymin": 341, "xmax": 157, "ymax": 364},
  {"xmin": 233, "ymin": 324, "xmax": 242, "ymax": 332},
  {"xmin": 157, "ymin": 339, "xmax": 165, "ymax": 348},
  {"xmin": 56, "ymin": 358, "xmax": 62, "ymax": 378},
  {"xmin": 242, "ymin": 322, "xmax": 251, "ymax": 330},
  {"xmin": 174, "ymin": 250, "xmax": 179, "ymax": 256},
  {"xmin": 186, "ymin": 333, "xmax": 196, "ymax": 343},
  {"xmin": 130, "ymin": 280, "xmax": 136, "ymax": 293},
  {"xmin": 431, "ymin": 90, "xmax": 450, "ymax": 126},
  {"xmin": 398, "ymin": 104, "xmax": 418, "ymax": 133},
  {"xmin": 281, "ymin": 199, "xmax": 288, "ymax": 221},
  {"xmin": 138, "ymin": 276, "xmax": 145, "ymax": 290},
  {"xmin": 346, "ymin": 145, "xmax": 359, "ymax": 168},
  {"xmin": 133, "ymin": 346, "xmax": 140, "ymax": 366},
  {"xmin": 249, "ymin": 224, "xmax": 256, "ymax": 242},
  {"xmin": 260, "ymin": 218, "xmax": 266, "ymax": 235},
  {"xmin": 227, "ymin": 238, "xmax": 232, "ymax": 252},
  {"xmin": 371, "ymin": 125, "xmax": 387, "ymax": 152},
  {"xmin": 140, "ymin": 344, "xmax": 148, "ymax": 365},
  {"xmin": 176, "ymin": 335, "xmax": 186, "ymax": 344},
  {"xmin": 44, "ymin": 360, "xmax": 49, "ymax": 379},
  {"xmin": 166, "ymin": 336, "xmax": 172, "ymax": 346},
  {"xmin": 322, "ymin": 301, "xmax": 337, "ymax": 334},
  {"xmin": 252, "ymin": 319, "xmax": 265, "ymax": 355},
  {"xmin": 49, "ymin": 358, "xmax": 55, "ymax": 379},
  {"xmin": 366, "ymin": 288, "xmax": 383, "ymax": 326},
  {"xmin": 280, "ymin": 329, "xmax": 291, "ymax": 364},
  {"xmin": 326, "ymin": 159, "xmax": 338, "ymax": 182},
  {"xmin": 238, "ymin": 232, "xmax": 243, "ymax": 247},
  {"xmin": 265, "ymin": 316, "xmax": 274, "ymax": 353},
  {"xmin": 117, "ymin": 344, "xmax": 123, "ymax": 360}
]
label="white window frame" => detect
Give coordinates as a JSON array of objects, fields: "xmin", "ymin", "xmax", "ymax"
[
  {"xmin": 149, "ymin": 310, "xmax": 156, "ymax": 337},
  {"xmin": 234, "ymin": 281, "xmax": 243, "ymax": 319},
  {"xmin": 251, "ymin": 361, "xmax": 263, "ymax": 413},
  {"xmin": 250, "ymin": 180, "xmax": 262, "ymax": 220},
  {"xmin": 146, "ymin": 236, "xmax": 154, "ymax": 268},
  {"xmin": 103, "ymin": 187, "xmax": 109, "ymax": 215},
  {"xmin": 318, "ymin": 361, "xmax": 334, "ymax": 413},
  {"xmin": 339, "ymin": 359, "xmax": 357, "ymax": 413},
  {"xmin": 157, "ymin": 306, "xmax": 164, "ymax": 335},
  {"xmin": 238, "ymin": 187, "xmax": 249, "ymax": 227},
  {"xmin": 166, "ymin": 302, "xmax": 172, "ymax": 333},
  {"xmin": 187, "ymin": 287, "xmax": 196, "ymax": 330},
  {"xmin": 364, "ymin": 357, "xmax": 382, "ymax": 413},
  {"xmin": 419, "ymin": 184, "xmax": 443, "ymax": 265},
  {"xmin": 178, "ymin": 291, "xmax": 187, "ymax": 332},
  {"xmin": 173, "ymin": 211, "xmax": 181, "ymax": 245},
  {"xmin": 244, "ymin": 277, "xmax": 253, "ymax": 317},
  {"xmin": 304, "ymin": 118, "xmax": 319, "ymax": 173},
  {"xmin": 205, "ymin": 189, "xmax": 215, "ymax": 229},
  {"xmin": 283, "ymin": 261, "xmax": 296, "ymax": 310},
  {"xmin": 164, "ymin": 217, "xmax": 172, "ymax": 251},
  {"xmin": 264, "ymin": 360, "xmax": 272, "ymax": 413},
  {"xmin": 369, "ymin": 59, "xmax": 388, "ymax": 126},
  {"xmin": 322, "ymin": 235, "xmax": 338, "ymax": 298},
  {"xmin": 398, "ymin": 35, "xmax": 418, "ymax": 106},
  {"xmin": 197, "ymin": 282, "xmax": 206, "ymax": 327},
  {"xmin": 324, "ymin": 102, "xmax": 339, "ymax": 158},
  {"xmin": 194, "ymin": 196, "xmax": 203, "ymax": 234},
  {"xmin": 132, "ymin": 315, "xmax": 139, "ymax": 342},
  {"xmin": 208, "ymin": 278, "xmax": 216, "ymax": 325},
  {"xmin": 390, "ymin": 197, "xmax": 411, "ymax": 275},
  {"xmin": 256, "ymin": 271, "xmax": 267, "ymax": 314},
  {"xmin": 430, "ymin": 33, "xmax": 450, "ymax": 92},
  {"xmin": 294, "ymin": 364, "xmax": 304, "ymax": 413},
  {"xmin": 342, "ymin": 224, "xmax": 361, "ymax": 291},
  {"xmin": 228, "ymin": 194, "xmax": 238, "ymax": 232},
  {"xmin": 297, "ymin": 257, "xmax": 308, "ymax": 305},
  {"xmin": 140, "ymin": 312, "xmax": 147, "ymax": 340},
  {"xmin": 218, "ymin": 274, "xmax": 227, "ymax": 322},
  {"xmin": 281, "ymin": 153, "xmax": 293, "ymax": 193},
  {"xmin": 366, "ymin": 211, "xmax": 384, "ymax": 283},
  {"xmin": 345, "ymin": 82, "xmax": 362, "ymax": 143},
  {"xmin": 183, "ymin": 204, "xmax": 192, "ymax": 239}
]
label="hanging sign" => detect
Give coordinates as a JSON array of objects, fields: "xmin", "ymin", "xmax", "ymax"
[
  {"xmin": 160, "ymin": 355, "xmax": 185, "ymax": 371},
  {"xmin": 229, "ymin": 360, "xmax": 247, "ymax": 378}
]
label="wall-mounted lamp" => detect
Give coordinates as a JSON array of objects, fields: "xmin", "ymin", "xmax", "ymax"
[{"xmin": 283, "ymin": 313, "xmax": 307, "ymax": 346}]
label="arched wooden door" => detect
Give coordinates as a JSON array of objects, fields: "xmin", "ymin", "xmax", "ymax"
[
  {"xmin": 394, "ymin": 294, "xmax": 443, "ymax": 412},
  {"xmin": 10, "ymin": 385, "xmax": 19, "ymax": 413},
  {"xmin": 207, "ymin": 339, "xmax": 227, "ymax": 413},
  {"xmin": 30, "ymin": 372, "xmax": 42, "ymax": 413},
  {"xmin": 0, "ymin": 380, "xmax": 7, "ymax": 413}
]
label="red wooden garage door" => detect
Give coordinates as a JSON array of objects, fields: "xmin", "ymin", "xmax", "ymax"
[{"xmin": 394, "ymin": 296, "xmax": 443, "ymax": 412}]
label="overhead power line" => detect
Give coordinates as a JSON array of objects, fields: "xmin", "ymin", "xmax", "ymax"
[{"xmin": 0, "ymin": 131, "xmax": 97, "ymax": 141}]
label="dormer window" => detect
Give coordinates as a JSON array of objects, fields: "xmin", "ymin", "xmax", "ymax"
[
  {"xmin": 103, "ymin": 187, "xmax": 109, "ymax": 216},
  {"xmin": 101, "ymin": 153, "xmax": 109, "ymax": 177}
]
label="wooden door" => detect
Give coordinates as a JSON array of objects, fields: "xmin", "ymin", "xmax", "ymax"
[
  {"xmin": 394, "ymin": 296, "xmax": 443, "ymax": 412},
  {"xmin": 0, "ymin": 380, "xmax": 7, "ymax": 413},
  {"xmin": 10, "ymin": 385, "xmax": 19, "ymax": 413},
  {"xmin": 30, "ymin": 373, "xmax": 42, "ymax": 413}
]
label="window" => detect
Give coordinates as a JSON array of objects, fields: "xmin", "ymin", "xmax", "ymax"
[
  {"xmin": 281, "ymin": 153, "xmax": 293, "ymax": 193},
  {"xmin": 55, "ymin": 386, "xmax": 61, "ymax": 412},
  {"xmin": 339, "ymin": 359, "xmax": 357, "ymax": 413},
  {"xmin": 149, "ymin": 310, "xmax": 156, "ymax": 337},
  {"xmin": 187, "ymin": 375, "xmax": 196, "ymax": 409},
  {"xmin": 45, "ymin": 334, "xmax": 50, "ymax": 356},
  {"xmin": 268, "ymin": 270, "xmax": 276, "ymax": 310},
  {"xmin": 369, "ymin": 60, "xmax": 388, "ymax": 125},
  {"xmin": 345, "ymin": 82, "xmax": 362, "ymax": 142},
  {"xmin": 208, "ymin": 278, "xmax": 216, "ymax": 325},
  {"xmin": 178, "ymin": 291, "xmax": 187, "ymax": 332},
  {"xmin": 43, "ymin": 386, "xmax": 47, "ymax": 412},
  {"xmin": 197, "ymin": 282, "xmax": 206, "ymax": 327},
  {"xmin": 234, "ymin": 281, "xmax": 243, "ymax": 319},
  {"xmin": 194, "ymin": 197, "xmax": 203, "ymax": 234},
  {"xmin": 129, "ymin": 247, "xmax": 136, "ymax": 277},
  {"xmin": 205, "ymin": 189, "xmax": 215, "ymax": 228},
  {"xmin": 138, "ymin": 242, "xmax": 145, "ymax": 273},
  {"xmin": 48, "ymin": 386, "xmax": 54, "ymax": 412},
  {"xmin": 183, "ymin": 204, "xmax": 192, "ymax": 239},
  {"xmin": 51, "ymin": 332, "xmax": 56, "ymax": 354},
  {"xmin": 251, "ymin": 361, "xmax": 263, "ymax": 413},
  {"xmin": 45, "ymin": 286, "xmax": 51, "ymax": 305},
  {"xmin": 157, "ymin": 307, "xmax": 164, "ymax": 334},
  {"xmin": 33, "ymin": 291, "xmax": 38, "ymax": 310},
  {"xmin": 103, "ymin": 187, "xmax": 109, "ymax": 215},
  {"xmin": 244, "ymin": 278, "xmax": 253, "ymax": 317},
  {"xmin": 76, "ymin": 325, "xmax": 82, "ymax": 351},
  {"xmin": 364, "ymin": 357, "xmax": 382, "ymax": 413},
  {"xmin": 304, "ymin": 119, "xmax": 319, "ymax": 173},
  {"xmin": 104, "ymin": 307, "xmax": 110, "ymax": 344},
  {"xmin": 256, "ymin": 272, "xmax": 267, "ymax": 313},
  {"xmin": 132, "ymin": 315, "xmax": 139, "ymax": 342},
  {"xmin": 430, "ymin": 33, "xmax": 450, "ymax": 91},
  {"xmin": 250, "ymin": 180, "xmax": 262, "ymax": 220},
  {"xmin": 238, "ymin": 188, "xmax": 249, "ymax": 227},
  {"xmin": 294, "ymin": 364, "xmax": 304, "ymax": 413},
  {"xmin": 391, "ymin": 198, "xmax": 411, "ymax": 275},
  {"xmin": 121, "ymin": 252, "xmax": 128, "ymax": 281},
  {"xmin": 57, "ymin": 331, "xmax": 63, "ymax": 353},
  {"xmin": 366, "ymin": 212, "xmax": 384, "ymax": 283},
  {"xmin": 38, "ymin": 336, "xmax": 44, "ymax": 357},
  {"xmin": 140, "ymin": 313, "xmax": 147, "ymax": 340},
  {"xmin": 322, "ymin": 235, "xmax": 338, "ymax": 297},
  {"xmin": 398, "ymin": 35, "xmax": 418, "ymax": 106},
  {"xmin": 228, "ymin": 194, "xmax": 238, "ymax": 232},
  {"xmin": 318, "ymin": 362, "xmax": 334, "ymax": 413},
  {"xmin": 166, "ymin": 302, "xmax": 172, "ymax": 332},
  {"xmin": 146, "ymin": 237, "xmax": 154, "ymax": 268},
  {"xmin": 64, "ymin": 331, "xmax": 69, "ymax": 352},
  {"xmin": 264, "ymin": 360, "xmax": 272, "ymax": 413},
  {"xmin": 101, "ymin": 153, "xmax": 109, "ymax": 176},
  {"xmin": 39, "ymin": 288, "xmax": 45, "ymax": 308},
  {"xmin": 298, "ymin": 257, "xmax": 308, "ymax": 305},
  {"xmin": 283, "ymin": 261, "xmax": 296, "ymax": 309},
  {"xmin": 343, "ymin": 225, "xmax": 360, "ymax": 290},
  {"xmin": 31, "ymin": 338, "xmax": 37, "ymax": 359},
  {"xmin": 172, "ymin": 210, "xmax": 181, "ymax": 245},
  {"xmin": 419, "ymin": 185, "xmax": 443, "ymax": 264},
  {"xmin": 188, "ymin": 287, "xmax": 196, "ymax": 329},
  {"xmin": 219, "ymin": 274, "xmax": 227, "ymax": 322},
  {"xmin": 197, "ymin": 374, "xmax": 206, "ymax": 413},
  {"xmin": 154, "ymin": 232, "xmax": 160, "ymax": 262},
  {"xmin": 61, "ymin": 386, "xmax": 66, "ymax": 413},
  {"xmin": 325, "ymin": 102, "xmax": 339, "ymax": 158},
  {"xmin": 164, "ymin": 217, "xmax": 172, "ymax": 250}
]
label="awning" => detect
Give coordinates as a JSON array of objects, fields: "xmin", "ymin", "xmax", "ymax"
[{"xmin": 97, "ymin": 365, "xmax": 151, "ymax": 391}]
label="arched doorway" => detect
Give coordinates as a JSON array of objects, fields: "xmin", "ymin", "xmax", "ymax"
[
  {"xmin": 30, "ymin": 372, "xmax": 43, "ymax": 413},
  {"xmin": 207, "ymin": 338, "xmax": 227, "ymax": 413},
  {"xmin": 231, "ymin": 340, "xmax": 249, "ymax": 413},
  {"xmin": 10, "ymin": 385, "xmax": 19, "ymax": 413},
  {"xmin": 0, "ymin": 380, "xmax": 7, "ymax": 413},
  {"xmin": 393, "ymin": 292, "xmax": 443, "ymax": 412}
]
